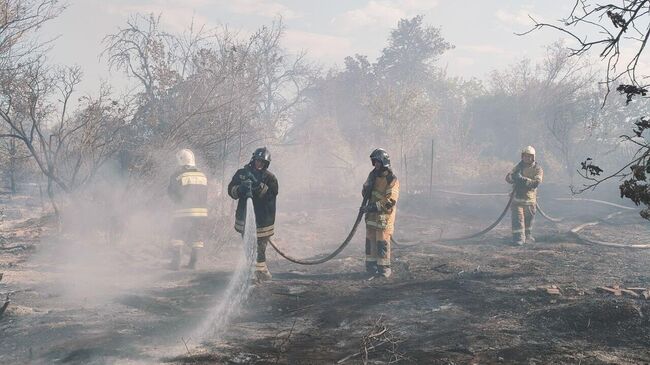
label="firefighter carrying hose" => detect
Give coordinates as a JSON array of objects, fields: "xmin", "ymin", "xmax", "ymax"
[
  {"xmin": 228, "ymin": 147, "xmax": 278, "ymax": 282},
  {"xmin": 505, "ymin": 145, "xmax": 543, "ymax": 246},
  {"xmin": 360, "ymin": 148, "xmax": 400, "ymax": 278},
  {"xmin": 167, "ymin": 149, "xmax": 208, "ymax": 270}
]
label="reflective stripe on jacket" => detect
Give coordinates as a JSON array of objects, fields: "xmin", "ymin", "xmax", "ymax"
[
  {"xmin": 362, "ymin": 169, "xmax": 399, "ymax": 234},
  {"xmin": 168, "ymin": 167, "xmax": 208, "ymax": 218},
  {"xmin": 227, "ymin": 164, "xmax": 278, "ymax": 238}
]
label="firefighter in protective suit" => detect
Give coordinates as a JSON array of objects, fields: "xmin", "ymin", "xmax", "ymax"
[
  {"xmin": 361, "ymin": 148, "xmax": 400, "ymax": 278},
  {"xmin": 228, "ymin": 147, "xmax": 278, "ymax": 282},
  {"xmin": 505, "ymin": 146, "xmax": 543, "ymax": 245},
  {"xmin": 167, "ymin": 149, "xmax": 208, "ymax": 269}
]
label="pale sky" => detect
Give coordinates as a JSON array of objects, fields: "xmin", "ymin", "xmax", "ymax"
[{"xmin": 42, "ymin": 0, "xmax": 576, "ymax": 95}]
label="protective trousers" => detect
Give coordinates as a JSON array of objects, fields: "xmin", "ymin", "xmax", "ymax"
[
  {"xmin": 511, "ymin": 204, "xmax": 535, "ymax": 243},
  {"xmin": 256, "ymin": 237, "xmax": 268, "ymax": 263},
  {"xmin": 254, "ymin": 237, "xmax": 272, "ymax": 281},
  {"xmin": 170, "ymin": 218, "xmax": 205, "ymax": 249},
  {"xmin": 366, "ymin": 226, "xmax": 391, "ymax": 269}
]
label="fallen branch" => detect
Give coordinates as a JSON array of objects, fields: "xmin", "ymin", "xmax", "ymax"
[
  {"xmin": 181, "ymin": 337, "xmax": 191, "ymax": 353},
  {"xmin": 337, "ymin": 341, "xmax": 389, "ymax": 364},
  {"xmin": 273, "ymin": 318, "xmax": 297, "ymax": 364},
  {"xmin": 338, "ymin": 316, "xmax": 408, "ymax": 364}
]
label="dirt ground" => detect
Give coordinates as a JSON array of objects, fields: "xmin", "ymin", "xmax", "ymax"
[{"xmin": 2, "ymin": 188, "xmax": 650, "ymax": 364}]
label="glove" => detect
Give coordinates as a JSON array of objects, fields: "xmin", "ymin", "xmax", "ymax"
[
  {"xmin": 239, "ymin": 180, "xmax": 252, "ymax": 198},
  {"xmin": 243, "ymin": 170, "xmax": 258, "ymax": 184},
  {"xmin": 513, "ymin": 172, "xmax": 530, "ymax": 187}
]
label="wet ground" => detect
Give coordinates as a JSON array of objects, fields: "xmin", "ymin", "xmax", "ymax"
[{"xmin": 2, "ymin": 189, "xmax": 650, "ymax": 364}]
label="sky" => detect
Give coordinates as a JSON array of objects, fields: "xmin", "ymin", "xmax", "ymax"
[{"xmin": 42, "ymin": 0, "xmax": 577, "ymax": 95}]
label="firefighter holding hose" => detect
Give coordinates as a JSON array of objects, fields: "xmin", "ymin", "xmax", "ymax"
[
  {"xmin": 228, "ymin": 147, "xmax": 278, "ymax": 282},
  {"xmin": 505, "ymin": 145, "xmax": 543, "ymax": 246},
  {"xmin": 360, "ymin": 148, "xmax": 400, "ymax": 278}
]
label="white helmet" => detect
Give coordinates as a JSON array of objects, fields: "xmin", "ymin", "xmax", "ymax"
[
  {"xmin": 521, "ymin": 145, "xmax": 536, "ymax": 156},
  {"xmin": 176, "ymin": 149, "xmax": 195, "ymax": 167}
]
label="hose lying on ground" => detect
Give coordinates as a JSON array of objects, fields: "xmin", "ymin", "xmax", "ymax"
[
  {"xmin": 536, "ymin": 202, "xmax": 563, "ymax": 223},
  {"xmin": 569, "ymin": 211, "xmax": 650, "ymax": 248},
  {"xmin": 391, "ymin": 192, "xmax": 515, "ymax": 248},
  {"xmin": 266, "ymin": 198, "xmax": 367, "ymax": 265},
  {"xmin": 268, "ymin": 188, "xmax": 640, "ymax": 265},
  {"xmin": 433, "ymin": 189, "xmax": 509, "ymax": 197},
  {"xmin": 554, "ymin": 197, "xmax": 636, "ymax": 210},
  {"xmin": 271, "ymin": 191, "xmax": 536, "ymax": 262},
  {"xmin": 432, "ymin": 189, "xmax": 562, "ymax": 223}
]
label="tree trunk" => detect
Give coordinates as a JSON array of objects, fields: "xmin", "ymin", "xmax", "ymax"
[
  {"xmin": 403, "ymin": 152, "xmax": 408, "ymax": 194},
  {"xmin": 221, "ymin": 136, "xmax": 229, "ymax": 212},
  {"xmin": 46, "ymin": 176, "xmax": 60, "ymax": 230},
  {"xmin": 8, "ymin": 139, "xmax": 16, "ymax": 194},
  {"xmin": 429, "ymin": 139, "xmax": 434, "ymax": 198}
]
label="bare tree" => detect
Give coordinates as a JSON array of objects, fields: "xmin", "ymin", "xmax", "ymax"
[
  {"xmin": 103, "ymin": 15, "xmax": 315, "ymax": 189},
  {"xmin": 526, "ymin": 0, "xmax": 650, "ymax": 218},
  {"xmin": 0, "ymin": 128, "xmax": 31, "ymax": 193},
  {"xmin": 368, "ymin": 83, "xmax": 434, "ymax": 191},
  {"xmin": 0, "ymin": 62, "xmax": 130, "ymax": 215},
  {"xmin": 0, "ymin": 0, "xmax": 64, "ymax": 71}
]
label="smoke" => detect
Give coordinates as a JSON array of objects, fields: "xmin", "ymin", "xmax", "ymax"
[
  {"xmin": 193, "ymin": 198, "xmax": 256, "ymax": 340},
  {"xmin": 30, "ymin": 162, "xmax": 173, "ymax": 305}
]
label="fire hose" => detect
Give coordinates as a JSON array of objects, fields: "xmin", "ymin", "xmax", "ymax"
[
  {"xmin": 569, "ymin": 210, "xmax": 650, "ymax": 248},
  {"xmin": 266, "ymin": 198, "xmax": 368, "ymax": 265},
  {"xmin": 266, "ymin": 189, "xmax": 644, "ymax": 265},
  {"xmin": 268, "ymin": 191, "xmax": 519, "ymax": 263},
  {"xmin": 391, "ymin": 189, "xmax": 567, "ymax": 248}
]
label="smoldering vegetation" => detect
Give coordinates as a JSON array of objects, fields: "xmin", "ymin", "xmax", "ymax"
[{"xmin": 1, "ymin": 1, "xmax": 650, "ymax": 364}]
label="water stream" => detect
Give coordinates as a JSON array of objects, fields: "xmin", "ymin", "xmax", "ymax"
[{"xmin": 194, "ymin": 199, "xmax": 257, "ymax": 340}]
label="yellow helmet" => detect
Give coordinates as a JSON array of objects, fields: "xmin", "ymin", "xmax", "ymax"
[
  {"xmin": 521, "ymin": 145, "xmax": 536, "ymax": 156},
  {"xmin": 176, "ymin": 149, "xmax": 195, "ymax": 167}
]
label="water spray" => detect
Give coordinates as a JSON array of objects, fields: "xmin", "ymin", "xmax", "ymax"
[{"xmin": 194, "ymin": 198, "xmax": 256, "ymax": 340}]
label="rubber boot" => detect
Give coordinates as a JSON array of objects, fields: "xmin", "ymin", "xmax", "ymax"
[
  {"xmin": 168, "ymin": 246, "xmax": 182, "ymax": 270},
  {"xmin": 377, "ymin": 265, "xmax": 392, "ymax": 278},
  {"xmin": 187, "ymin": 248, "xmax": 200, "ymax": 269},
  {"xmin": 254, "ymin": 262, "xmax": 272, "ymax": 282},
  {"xmin": 365, "ymin": 261, "xmax": 378, "ymax": 275}
]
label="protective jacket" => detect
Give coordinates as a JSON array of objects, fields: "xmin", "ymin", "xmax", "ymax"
[
  {"xmin": 506, "ymin": 161, "xmax": 543, "ymax": 205},
  {"xmin": 228, "ymin": 164, "xmax": 278, "ymax": 238},
  {"xmin": 362, "ymin": 169, "xmax": 400, "ymax": 234},
  {"xmin": 167, "ymin": 166, "xmax": 208, "ymax": 218}
]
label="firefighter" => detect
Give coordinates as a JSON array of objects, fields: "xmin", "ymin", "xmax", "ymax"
[
  {"xmin": 228, "ymin": 147, "xmax": 278, "ymax": 282},
  {"xmin": 505, "ymin": 145, "xmax": 543, "ymax": 245},
  {"xmin": 360, "ymin": 148, "xmax": 400, "ymax": 278},
  {"xmin": 167, "ymin": 149, "xmax": 208, "ymax": 269}
]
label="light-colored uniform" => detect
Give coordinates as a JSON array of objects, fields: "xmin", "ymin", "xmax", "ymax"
[
  {"xmin": 363, "ymin": 169, "xmax": 400, "ymax": 267},
  {"xmin": 506, "ymin": 161, "xmax": 543, "ymax": 243}
]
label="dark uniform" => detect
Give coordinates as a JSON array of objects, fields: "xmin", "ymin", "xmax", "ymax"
[
  {"xmin": 228, "ymin": 147, "xmax": 278, "ymax": 280},
  {"xmin": 168, "ymin": 165, "xmax": 208, "ymax": 268}
]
